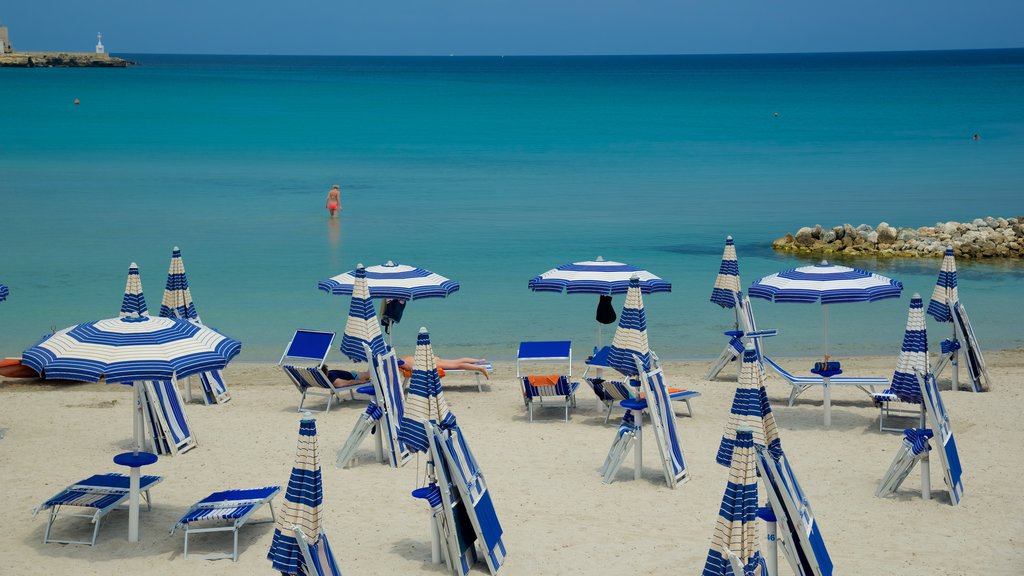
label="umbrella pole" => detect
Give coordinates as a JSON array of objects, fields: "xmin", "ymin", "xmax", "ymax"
[
  {"xmin": 133, "ymin": 382, "xmax": 144, "ymax": 452},
  {"xmin": 919, "ymin": 403, "xmax": 931, "ymax": 500},
  {"xmin": 822, "ymin": 305, "xmax": 831, "ymax": 427},
  {"xmin": 949, "ymin": 300, "xmax": 959, "ymax": 392}
]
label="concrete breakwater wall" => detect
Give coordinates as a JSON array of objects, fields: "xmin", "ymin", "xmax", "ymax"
[
  {"xmin": 0, "ymin": 52, "xmax": 131, "ymax": 67},
  {"xmin": 772, "ymin": 217, "xmax": 1024, "ymax": 259}
]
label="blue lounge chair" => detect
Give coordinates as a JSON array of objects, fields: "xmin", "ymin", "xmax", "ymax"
[
  {"xmin": 198, "ymin": 370, "xmax": 231, "ymax": 405},
  {"xmin": 33, "ymin": 473, "xmax": 163, "ymax": 545},
  {"xmin": 172, "ymin": 486, "xmax": 281, "ymax": 561},
  {"xmin": 337, "ymin": 345, "xmax": 411, "ymax": 469},
  {"xmin": 294, "ymin": 527, "xmax": 343, "ymax": 576},
  {"xmin": 516, "ymin": 341, "xmax": 579, "ymax": 422},
  {"xmin": 634, "ymin": 355, "xmax": 689, "ymax": 488},
  {"xmin": 279, "ymin": 329, "xmax": 360, "ymax": 412},
  {"xmin": 140, "ymin": 380, "xmax": 198, "ymax": 455},
  {"xmin": 586, "ymin": 347, "xmax": 699, "ymax": 423}
]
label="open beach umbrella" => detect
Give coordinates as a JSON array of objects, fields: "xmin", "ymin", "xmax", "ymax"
[
  {"xmin": 710, "ymin": 236, "xmax": 742, "ymax": 311},
  {"xmin": 319, "ymin": 260, "xmax": 460, "ymax": 300},
  {"xmin": 268, "ymin": 412, "xmax": 325, "ymax": 575},
  {"xmin": 120, "ymin": 263, "xmax": 149, "ymax": 318},
  {"xmin": 926, "ymin": 247, "xmax": 958, "ymax": 323},
  {"xmin": 339, "ymin": 265, "xmax": 389, "ymax": 363},
  {"xmin": 703, "ymin": 429, "xmax": 764, "ymax": 576},
  {"xmin": 397, "ymin": 327, "xmax": 455, "ymax": 454},
  {"xmin": 748, "ymin": 260, "xmax": 902, "ymax": 358},
  {"xmin": 0, "ymin": 283, "xmax": 8, "ymax": 301},
  {"xmin": 717, "ymin": 344, "xmax": 782, "ymax": 468},
  {"xmin": 606, "ymin": 275, "xmax": 651, "ymax": 377},
  {"xmin": 159, "ymin": 246, "xmax": 199, "ymax": 321},
  {"xmin": 889, "ymin": 295, "xmax": 929, "ymax": 403}
]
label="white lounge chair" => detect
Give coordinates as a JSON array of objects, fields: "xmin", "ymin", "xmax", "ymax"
[
  {"xmin": 337, "ymin": 345, "xmax": 411, "ymax": 469},
  {"xmin": 140, "ymin": 379, "xmax": 198, "ymax": 455},
  {"xmin": 171, "ymin": 486, "xmax": 280, "ymax": 561},
  {"xmin": 762, "ymin": 356, "xmax": 888, "ymax": 406},
  {"xmin": 33, "ymin": 472, "xmax": 163, "ymax": 545},
  {"xmin": 279, "ymin": 329, "xmax": 361, "ymax": 412}
]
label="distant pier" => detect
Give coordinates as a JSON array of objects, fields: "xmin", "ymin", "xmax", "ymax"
[{"xmin": 0, "ymin": 51, "xmax": 132, "ymax": 67}]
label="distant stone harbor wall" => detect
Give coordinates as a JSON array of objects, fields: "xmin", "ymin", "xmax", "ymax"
[
  {"xmin": 0, "ymin": 52, "xmax": 131, "ymax": 67},
  {"xmin": 772, "ymin": 217, "xmax": 1024, "ymax": 259}
]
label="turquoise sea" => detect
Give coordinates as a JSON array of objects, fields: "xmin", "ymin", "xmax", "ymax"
[{"xmin": 1, "ymin": 50, "xmax": 1022, "ymax": 361}]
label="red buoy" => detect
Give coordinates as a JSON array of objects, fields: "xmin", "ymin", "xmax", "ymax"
[{"xmin": 74, "ymin": 98, "xmax": 80, "ymax": 105}]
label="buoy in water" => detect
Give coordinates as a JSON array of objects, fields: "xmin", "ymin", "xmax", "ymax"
[
  {"xmin": 74, "ymin": 98, "xmax": 80, "ymax": 105},
  {"xmin": 773, "ymin": 112, "xmax": 778, "ymax": 117}
]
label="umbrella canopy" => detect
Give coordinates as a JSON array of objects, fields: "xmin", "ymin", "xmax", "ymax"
[
  {"xmin": 606, "ymin": 276, "xmax": 651, "ymax": 376},
  {"xmin": 926, "ymin": 246, "xmax": 958, "ymax": 323},
  {"xmin": 748, "ymin": 261, "xmax": 902, "ymax": 304},
  {"xmin": 889, "ymin": 294, "xmax": 929, "ymax": 403},
  {"xmin": 0, "ymin": 283, "xmax": 8, "ymax": 301},
  {"xmin": 528, "ymin": 256, "xmax": 671, "ymax": 295},
  {"xmin": 120, "ymin": 263, "xmax": 149, "ymax": 318},
  {"xmin": 398, "ymin": 327, "xmax": 455, "ymax": 453},
  {"xmin": 710, "ymin": 236, "xmax": 741, "ymax": 309},
  {"xmin": 340, "ymin": 265, "xmax": 389, "ymax": 363},
  {"xmin": 717, "ymin": 344, "xmax": 782, "ymax": 467},
  {"xmin": 703, "ymin": 429, "xmax": 764, "ymax": 576},
  {"xmin": 268, "ymin": 413, "xmax": 324, "ymax": 575},
  {"xmin": 319, "ymin": 261, "xmax": 459, "ymax": 300},
  {"xmin": 22, "ymin": 316, "xmax": 241, "ymax": 382},
  {"xmin": 159, "ymin": 246, "xmax": 199, "ymax": 321}
]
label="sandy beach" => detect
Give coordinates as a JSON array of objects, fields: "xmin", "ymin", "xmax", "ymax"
[{"xmin": 2, "ymin": 351, "xmax": 1022, "ymax": 575}]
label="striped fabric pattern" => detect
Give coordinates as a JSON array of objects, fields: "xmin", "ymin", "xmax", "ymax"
[
  {"xmin": 607, "ymin": 276, "xmax": 651, "ymax": 376},
  {"xmin": 307, "ymin": 532, "xmax": 342, "ymax": 576},
  {"xmin": 643, "ymin": 367, "xmax": 689, "ymax": 486},
  {"xmin": 521, "ymin": 375, "xmax": 578, "ymax": 399},
  {"xmin": 22, "ymin": 316, "xmax": 242, "ymax": 382},
  {"xmin": 889, "ymin": 295, "xmax": 929, "ymax": 403},
  {"xmin": 710, "ymin": 236, "xmax": 741, "ymax": 308},
  {"xmin": 927, "ymin": 247, "xmax": 959, "ymax": 323},
  {"xmin": 340, "ymin": 266, "xmax": 388, "ymax": 362},
  {"xmin": 158, "ymin": 247, "xmax": 199, "ymax": 321},
  {"xmin": 268, "ymin": 414, "xmax": 324, "ymax": 575},
  {"xmin": 0, "ymin": 283, "xmax": 8, "ymax": 301},
  {"xmin": 175, "ymin": 487, "xmax": 280, "ymax": 526},
  {"xmin": 718, "ymin": 346, "xmax": 782, "ymax": 467},
  {"xmin": 119, "ymin": 263, "xmax": 149, "ymax": 318},
  {"xmin": 703, "ymin": 430, "xmax": 764, "ymax": 576},
  {"xmin": 398, "ymin": 328, "xmax": 456, "ymax": 453},
  {"xmin": 876, "ymin": 428, "xmax": 934, "ymax": 497},
  {"xmin": 319, "ymin": 260, "xmax": 459, "ymax": 300},
  {"xmin": 40, "ymin": 474, "xmax": 161, "ymax": 510},
  {"xmin": 528, "ymin": 257, "xmax": 672, "ymax": 295},
  {"xmin": 748, "ymin": 262, "xmax": 903, "ymax": 304}
]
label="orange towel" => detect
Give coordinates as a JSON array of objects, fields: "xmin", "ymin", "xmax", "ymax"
[
  {"xmin": 526, "ymin": 375, "xmax": 563, "ymax": 387},
  {"xmin": 399, "ymin": 364, "xmax": 445, "ymax": 379}
]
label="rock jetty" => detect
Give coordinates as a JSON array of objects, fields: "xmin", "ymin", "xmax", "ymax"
[
  {"xmin": 772, "ymin": 217, "xmax": 1024, "ymax": 259},
  {"xmin": 0, "ymin": 52, "xmax": 131, "ymax": 67}
]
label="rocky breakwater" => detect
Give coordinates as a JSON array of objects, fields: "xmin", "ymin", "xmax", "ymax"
[
  {"xmin": 0, "ymin": 52, "xmax": 132, "ymax": 67},
  {"xmin": 772, "ymin": 217, "xmax": 1024, "ymax": 259}
]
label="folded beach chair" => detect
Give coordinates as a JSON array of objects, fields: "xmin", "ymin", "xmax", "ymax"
[
  {"xmin": 293, "ymin": 527, "xmax": 343, "ymax": 576},
  {"xmin": 516, "ymin": 341, "xmax": 579, "ymax": 422},
  {"xmin": 600, "ymin": 409, "xmax": 639, "ymax": 483},
  {"xmin": 426, "ymin": 431, "xmax": 479, "ymax": 576},
  {"xmin": 586, "ymin": 347, "xmax": 700, "ymax": 423},
  {"xmin": 706, "ymin": 296, "xmax": 777, "ymax": 381},
  {"xmin": 171, "ymin": 486, "xmax": 281, "ymax": 561},
  {"xmin": 33, "ymin": 472, "xmax": 163, "ymax": 545},
  {"xmin": 634, "ymin": 355, "xmax": 689, "ymax": 488},
  {"xmin": 876, "ymin": 429, "xmax": 933, "ymax": 498},
  {"xmin": 279, "ymin": 329, "xmax": 360, "ymax": 412},
  {"xmin": 762, "ymin": 356, "xmax": 888, "ymax": 407},
  {"xmin": 139, "ymin": 380, "xmax": 198, "ymax": 456},
  {"xmin": 337, "ymin": 344, "xmax": 411, "ymax": 469},
  {"xmin": 198, "ymin": 370, "xmax": 231, "ymax": 405}
]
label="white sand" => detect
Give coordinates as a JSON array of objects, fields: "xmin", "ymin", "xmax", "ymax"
[{"xmin": 2, "ymin": 352, "xmax": 1022, "ymax": 575}]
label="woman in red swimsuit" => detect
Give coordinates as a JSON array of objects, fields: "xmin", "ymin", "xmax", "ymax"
[{"xmin": 325, "ymin": 184, "xmax": 341, "ymax": 217}]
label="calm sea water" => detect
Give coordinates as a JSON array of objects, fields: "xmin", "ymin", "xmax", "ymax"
[{"xmin": 1, "ymin": 50, "xmax": 1022, "ymax": 362}]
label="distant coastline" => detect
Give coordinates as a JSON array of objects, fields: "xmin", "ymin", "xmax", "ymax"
[{"xmin": 0, "ymin": 51, "xmax": 132, "ymax": 67}]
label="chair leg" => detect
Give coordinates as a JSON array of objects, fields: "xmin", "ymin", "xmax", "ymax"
[
  {"xmin": 685, "ymin": 399, "xmax": 694, "ymax": 416},
  {"xmin": 603, "ymin": 402, "xmax": 613, "ymax": 424},
  {"xmin": 788, "ymin": 386, "xmax": 799, "ymax": 407},
  {"xmin": 528, "ymin": 401, "xmax": 533, "ymax": 422}
]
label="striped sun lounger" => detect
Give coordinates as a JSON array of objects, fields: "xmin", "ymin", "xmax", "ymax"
[
  {"xmin": 763, "ymin": 356, "xmax": 888, "ymax": 406},
  {"xmin": 140, "ymin": 380, "xmax": 198, "ymax": 456},
  {"xmin": 171, "ymin": 486, "xmax": 281, "ymax": 561},
  {"xmin": 33, "ymin": 473, "xmax": 163, "ymax": 546}
]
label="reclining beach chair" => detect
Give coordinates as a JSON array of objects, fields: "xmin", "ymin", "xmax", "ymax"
[
  {"xmin": 279, "ymin": 329, "xmax": 360, "ymax": 412},
  {"xmin": 140, "ymin": 380, "xmax": 198, "ymax": 456},
  {"xmin": 586, "ymin": 347, "xmax": 700, "ymax": 423},
  {"xmin": 171, "ymin": 486, "xmax": 280, "ymax": 561},
  {"xmin": 706, "ymin": 296, "xmax": 777, "ymax": 381},
  {"xmin": 337, "ymin": 344, "xmax": 411, "ymax": 469},
  {"xmin": 294, "ymin": 527, "xmax": 344, "ymax": 576},
  {"xmin": 516, "ymin": 341, "xmax": 579, "ymax": 422},
  {"xmin": 762, "ymin": 356, "xmax": 888, "ymax": 406},
  {"xmin": 437, "ymin": 359, "xmax": 493, "ymax": 392},
  {"xmin": 33, "ymin": 472, "xmax": 163, "ymax": 545}
]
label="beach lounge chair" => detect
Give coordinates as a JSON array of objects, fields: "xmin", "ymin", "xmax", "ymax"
[
  {"xmin": 293, "ymin": 527, "xmax": 343, "ymax": 576},
  {"xmin": 437, "ymin": 360, "xmax": 493, "ymax": 392},
  {"xmin": 198, "ymin": 370, "xmax": 231, "ymax": 404},
  {"xmin": 337, "ymin": 344, "xmax": 411, "ymax": 469},
  {"xmin": 762, "ymin": 356, "xmax": 887, "ymax": 406},
  {"xmin": 634, "ymin": 355, "xmax": 689, "ymax": 488},
  {"xmin": 871, "ymin": 390, "xmax": 925, "ymax": 433},
  {"xmin": 425, "ymin": 430, "xmax": 478, "ymax": 576},
  {"xmin": 585, "ymin": 347, "xmax": 700, "ymax": 423},
  {"xmin": 139, "ymin": 380, "xmax": 198, "ymax": 456},
  {"xmin": 171, "ymin": 486, "xmax": 280, "ymax": 561},
  {"xmin": 516, "ymin": 341, "xmax": 579, "ymax": 422},
  {"xmin": 33, "ymin": 472, "xmax": 163, "ymax": 545},
  {"xmin": 279, "ymin": 329, "xmax": 360, "ymax": 412},
  {"xmin": 707, "ymin": 296, "xmax": 777, "ymax": 381}
]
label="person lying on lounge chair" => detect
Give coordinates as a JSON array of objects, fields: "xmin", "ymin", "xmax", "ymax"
[
  {"xmin": 398, "ymin": 356, "xmax": 490, "ymax": 380},
  {"xmin": 321, "ymin": 365, "xmax": 372, "ymax": 386}
]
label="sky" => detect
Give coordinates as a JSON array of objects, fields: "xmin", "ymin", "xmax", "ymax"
[{"xmin": 3, "ymin": 1, "xmax": 1021, "ymax": 56}]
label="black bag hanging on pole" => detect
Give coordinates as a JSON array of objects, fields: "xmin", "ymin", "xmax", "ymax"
[
  {"xmin": 381, "ymin": 298, "xmax": 407, "ymax": 335},
  {"xmin": 596, "ymin": 295, "xmax": 617, "ymax": 325}
]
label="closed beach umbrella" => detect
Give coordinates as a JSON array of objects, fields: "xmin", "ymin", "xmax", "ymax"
[
  {"xmin": 268, "ymin": 413, "xmax": 325, "ymax": 575},
  {"xmin": 319, "ymin": 260, "xmax": 459, "ymax": 300},
  {"xmin": 748, "ymin": 261, "xmax": 902, "ymax": 357},
  {"xmin": 606, "ymin": 275, "xmax": 651, "ymax": 377},
  {"xmin": 710, "ymin": 236, "xmax": 741, "ymax": 310},
  {"xmin": 926, "ymin": 247, "xmax": 958, "ymax": 323},
  {"xmin": 889, "ymin": 294, "xmax": 929, "ymax": 403},
  {"xmin": 120, "ymin": 263, "xmax": 149, "ymax": 318},
  {"xmin": 159, "ymin": 246, "xmax": 199, "ymax": 321},
  {"xmin": 0, "ymin": 283, "xmax": 8, "ymax": 301},
  {"xmin": 703, "ymin": 429, "xmax": 765, "ymax": 576},
  {"xmin": 717, "ymin": 344, "xmax": 782, "ymax": 467},
  {"xmin": 339, "ymin": 265, "xmax": 388, "ymax": 363},
  {"xmin": 397, "ymin": 327, "xmax": 455, "ymax": 454}
]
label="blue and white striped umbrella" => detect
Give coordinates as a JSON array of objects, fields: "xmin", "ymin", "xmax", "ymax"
[
  {"xmin": 340, "ymin": 265, "xmax": 388, "ymax": 363},
  {"xmin": 269, "ymin": 413, "xmax": 325, "ymax": 575},
  {"xmin": 319, "ymin": 261, "xmax": 459, "ymax": 300},
  {"xmin": 528, "ymin": 256, "xmax": 672, "ymax": 295},
  {"xmin": 749, "ymin": 261, "xmax": 902, "ymax": 304},
  {"xmin": 717, "ymin": 344, "xmax": 782, "ymax": 467},
  {"xmin": 159, "ymin": 246, "xmax": 199, "ymax": 321},
  {"xmin": 0, "ymin": 283, "xmax": 8, "ymax": 301},
  {"xmin": 927, "ymin": 247, "xmax": 958, "ymax": 323},
  {"xmin": 119, "ymin": 263, "xmax": 149, "ymax": 318},
  {"xmin": 889, "ymin": 294, "xmax": 929, "ymax": 403},
  {"xmin": 398, "ymin": 327, "xmax": 456, "ymax": 454},
  {"xmin": 21, "ymin": 316, "xmax": 242, "ymax": 383},
  {"xmin": 710, "ymin": 236, "xmax": 741, "ymax": 309},
  {"xmin": 703, "ymin": 429, "xmax": 765, "ymax": 576},
  {"xmin": 606, "ymin": 276, "xmax": 651, "ymax": 376}
]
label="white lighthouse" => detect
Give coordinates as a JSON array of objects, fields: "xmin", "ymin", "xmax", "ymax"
[{"xmin": 95, "ymin": 32, "xmax": 105, "ymax": 55}]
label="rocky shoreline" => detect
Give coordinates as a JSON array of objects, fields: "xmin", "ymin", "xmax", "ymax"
[
  {"xmin": 772, "ymin": 217, "xmax": 1023, "ymax": 259},
  {"xmin": 0, "ymin": 52, "xmax": 132, "ymax": 67}
]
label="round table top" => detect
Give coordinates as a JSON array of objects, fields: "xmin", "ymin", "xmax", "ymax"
[{"xmin": 113, "ymin": 451, "xmax": 158, "ymax": 467}]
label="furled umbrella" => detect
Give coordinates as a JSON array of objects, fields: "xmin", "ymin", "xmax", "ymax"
[
  {"xmin": 158, "ymin": 246, "xmax": 199, "ymax": 321},
  {"xmin": 926, "ymin": 247, "xmax": 958, "ymax": 324},
  {"xmin": 703, "ymin": 429, "xmax": 765, "ymax": 576},
  {"xmin": 710, "ymin": 236, "xmax": 742, "ymax": 315},
  {"xmin": 889, "ymin": 294, "xmax": 929, "ymax": 404},
  {"xmin": 606, "ymin": 275, "xmax": 652, "ymax": 377},
  {"xmin": 0, "ymin": 283, "xmax": 8, "ymax": 302},
  {"xmin": 339, "ymin": 265, "xmax": 389, "ymax": 363},
  {"xmin": 398, "ymin": 327, "xmax": 455, "ymax": 454},
  {"xmin": 120, "ymin": 262, "xmax": 149, "ymax": 318},
  {"xmin": 717, "ymin": 343, "xmax": 782, "ymax": 467}
]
